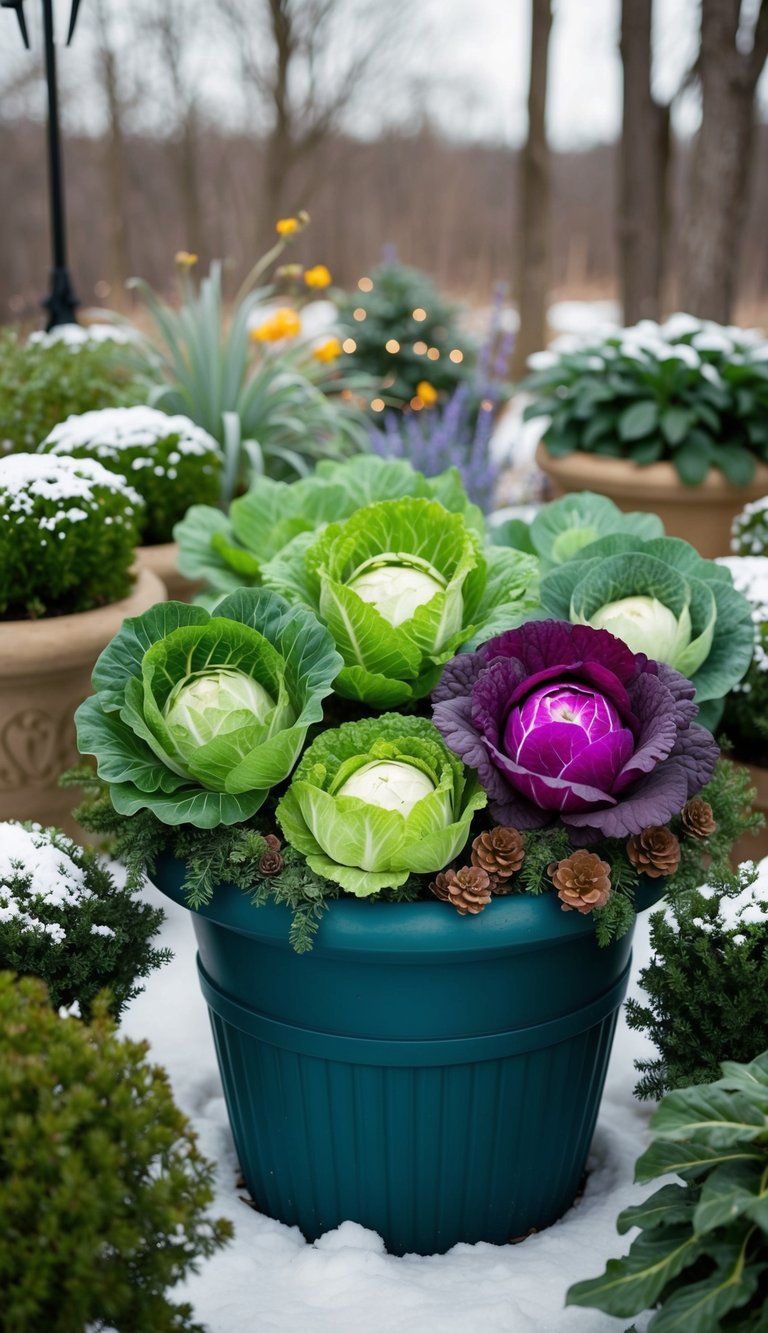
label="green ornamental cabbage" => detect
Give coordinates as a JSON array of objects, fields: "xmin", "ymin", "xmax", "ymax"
[
  {"xmin": 539, "ymin": 533, "xmax": 754, "ymax": 728},
  {"xmin": 174, "ymin": 454, "xmax": 486, "ymax": 597},
  {"xmin": 276, "ymin": 714, "xmax": 486, "ymax": 896},
  {"xmin": 262, "ymin": 494, "xmax": 539, "ymax": 707},
  {"xmin": 491, "ymin": 490, "xmax": 665, "ymax": 570},
  {"xmin": 75, "ymin": 589, "xmax": 342, "ymax": 827}
]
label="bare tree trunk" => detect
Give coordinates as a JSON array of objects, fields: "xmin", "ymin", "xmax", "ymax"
[
  {"xmin": 512, "ymin": 0, "xmax": 553, "ymax": 378},
  {"xmin": 680, "ymin": 0, "xmax": 768, "ymax": 321},
  {"xmin": 618, "ymin": 0, "xmax": 669, "ymax": 324}
]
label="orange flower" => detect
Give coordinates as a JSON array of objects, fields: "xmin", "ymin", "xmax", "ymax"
[
  {"xmin": 304, "ymin": 264, "xmax": 332, "ymax": 290},
  {"xmin": 416, "ymin": 380, "xmax": 438, "ymax": 406},
  {"xmin": 275, "ymin": 217, "xmax": 300, "ymax": 237},
  {"xmin": 175, "ymin": 250, "xmax": 198, "ymax": 267},
  {"xmin": 251, "ymin": 307, "xmax": 302, "ymax": 342},
  {"xmin": 313, "ymin": 337, "xmax": 342, "ymax": 364}
]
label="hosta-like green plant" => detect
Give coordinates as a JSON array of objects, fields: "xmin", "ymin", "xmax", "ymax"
[
  {"xmin": 567, "ymin": 1050, "xmax": 768, "ymax": 1330},
  {"xmin": 539, "ymin": 533, "xmax": 753, "ymax": 729},
  {"xmin": 491, "ymin": 490, "xmax": 665, "ymax": 570},
  {"xmin": 175, "ymin": 454, "xmax": 485, "ymax": 597},
  {"xmin": 262, "ymin": 494, "xmax": 538, "ymax": 706},
  {"xmin": 75, "ymin": 589, "xmax": 342, "ymax": 826},
  {"xmin": 276, "ymin": 714, "xmax": 486, "ymax": 896}
]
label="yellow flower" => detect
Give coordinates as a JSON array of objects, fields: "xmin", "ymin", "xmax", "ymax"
[
  {"xmin": 251, "ymin": 307, "xmax": 302, "ymax": 342},
  {"xmin": 416, "ymin": 380, "xmax": 438, "ymax": 406},
  {"xmin": 313, "ymin": 337, "xmax": 342, "ymax": 364},
  {"xmin": 304, "ymin": 264, "xmax": 332, "ymax": 290},
  {"xmin": 175, "ymin": 251, "xmax": 198, "ymax": 267},
  {"xmin": 276, "ymin": 217, "xmax": 300, "ymax": 237}
]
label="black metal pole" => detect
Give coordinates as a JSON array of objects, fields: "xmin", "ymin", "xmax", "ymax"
[{"xmin": 41, "ymin": 0, "xmax": 78, "ymax": 327}]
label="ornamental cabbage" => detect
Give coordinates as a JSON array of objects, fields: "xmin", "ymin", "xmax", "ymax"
[
  {"xmin": 276, "ymin": 714, "xmax": 486, "ymax": 896},
  {"xmin": 432, "ymin": 619, "xmax": 718, "ymax": 841},
  {"xmin": 262, "ymin": 495, "xmax": 538, "ymax": 707},
  {"xmin": 538, "ymin": 533, "xmax": 754, "ymax": 729},
  {"xmin": 75, "ymin": 589, "xmax": 342, "ymax": 826},
  {"xmin": 490, "ymin": 491, "xmax": 664, "ymax": 570}
]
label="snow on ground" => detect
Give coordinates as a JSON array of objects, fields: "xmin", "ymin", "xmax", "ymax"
[{"xmin": 121, "ymin": 877, "xmax": 684, "ymax": 1333}]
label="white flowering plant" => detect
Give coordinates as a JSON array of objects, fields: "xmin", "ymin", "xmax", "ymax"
[
  {"xmin": 0, "ymin": 821, "xmax": 169, "ymax": 1019},
  {"xmin": 718, "ymin": 555, "xmax": 768, "ymax": 767},
  {"xmin": 39, "ymin": 406, "xmax": 221, "ymax": 546},
  {"xmin": 522, "ymin": 313, "xmax": 768, "ymax": 486},
  {"xmin": 0, "ymin": 453, "xmax": 143, "ymax": 619}
]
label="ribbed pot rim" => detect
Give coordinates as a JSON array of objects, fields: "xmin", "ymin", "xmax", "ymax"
[
  {"xmin": 0, "ymin": 566, "xmax": 166, "ymax": 674},
  {"xmin": 154, "ymin": 852, "xmax": 663, "ymax": 960}
]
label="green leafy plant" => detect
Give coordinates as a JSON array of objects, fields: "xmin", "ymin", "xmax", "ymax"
[
  {"xmin": 0, "ymin": 821, "xmax": 169, "ymax": 1020},
  {"xmin": 334, "ymin": 259, "xmax": 471, "ymax": 410},
  {"xmin": 0, "ymin": 971, "xmax": 232, "ymax": 1331},
  {"xmin": 276, "ymin": 713, "xmax": 486, "ymax": 896},
  {"xmin": 0, "ymin": 453, "xmax": 143, "ymax": 619},
  {"xmin": 76, "ymin": 588, "xmax": 342, "ymax": 827},
  {"xmin": 124, "ymin": 234, "xmax": 368, "ymax": 502},
  {"xmin": 523, "ymin": 313, "xmax": 768, "ymax": 485},
  {"xmin": 626, "ymin": 863, "xmax": 768, "ymax": 1100},
  {"xmin": 175, "ymin": 453, "xmax": 485, "ymax": 597},
  {"xmin": 567, "ymin": 1048, "xmax": 768, "ymax": 1330},
  {"xmin": 0, "ymin": 327, "xmax": 146, "ymax": 455},
  {"xmin": 262, "ymin": 494, "xmax": 539, "ymax": 706},
  {"xmin": 539, "ymin": 532, "xmax": 754, "ymax": 729},
  {"xmin": 491, "ymin": 490, "xmax": 665, "ymax": 569},
  {"xmin": 39, "ymin": 405, "xmax": 221, "ymax": 546}
]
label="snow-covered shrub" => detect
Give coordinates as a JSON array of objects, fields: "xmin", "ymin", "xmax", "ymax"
[
  {"xmin": 626, "ymin": 854, "xmax": 768, "ymax": 1099},
  {"xmin": 733, "ymin": 494, "xmax": 768, "ymax": 556},
  {"xmin": 0, "ymin": 326, "xmax": 145, "ymax": 455},
  {"xmin": 0, "ymin": 971, "xmax": 232, "ymax": 1331},
  {"xmin": 719, "ymin": 555, "xmax": 768, "ymax": 767},
  {"xmin": 0, "ymin": 452, "xmax": 143, "ymax": 619},
  {"xmin": 0, "ymin": 821, "xmax": 169, "ymax": 1020},
  {"xmin": 40, "ymin": 406, "xmax": 221, "ymax": 545}
]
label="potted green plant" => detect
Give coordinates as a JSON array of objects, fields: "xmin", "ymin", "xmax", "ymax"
[
  {"xmin": 39, "ymin": 405, "xmax": 221, "ymax": 600},
  {"xmin": 72, "ymin": 462, "xmax": 747, "ymax": 1257},
  {"xmin": 0, "ymin": 452, "xmax": 164, "ymax": 833},
  {"xmin": 523, "ymin": 314, "xmax": 768, "ymax": 558}
]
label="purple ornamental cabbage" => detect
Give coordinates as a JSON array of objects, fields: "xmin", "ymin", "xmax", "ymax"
[{"xmin": 432, "ymin": 619, "xmax": 719, "ymax": 840}]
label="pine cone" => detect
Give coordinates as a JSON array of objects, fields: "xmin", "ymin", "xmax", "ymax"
[
  {"xmin": 258, "ymin": 849, "xmax": 284, "ymax": 876},
  {"xmin": 626, "ymin": 827, "xmax": 681, "ymax": 878},
  {"xmin": 471, "ymin": 827, "xmax": 525, "ymax": 889},
  {"xmin": 680, "ymin": 798, "xmax": 716, "ymax": 840},
  {"xmin": 548, "ymin": 851, "xmax": 611, "ymax": 914},
  {"xmin": 264, "ymin": 833, "xmax": 282, "ymax": 852},
  {"xmin": 430, "ymin": 866, "xmax": 492, "ymax": 915}
]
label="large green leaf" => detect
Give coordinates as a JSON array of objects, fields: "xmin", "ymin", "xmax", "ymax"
[
  {"xmin": 529, "ymin": 491, "xmax": 664, "ymax": 569},
  {"xmin": 174, "ymin": 505, "xmax": 250, "ymax": 592},
  {"xmin": 566, "ymin": 1226, "xmax": 706, "ymax": 1317},
  {"xmin": 715, "ymin": 1052, "xmax": 768, "ymax": 1106},
  {"xmin": 619, "ymin": 399, "xmax": 659, "ymax": 441},
  {"xmin": 693, "ymin": 1160, "xmax": 767, "ymax": 1234},
  {"xmin": 110, "ymin": 779, "xmax": 266, "ymax": 827},
  {"xmin": 635, "ymin": 1138, "xmax": 766, "ymax": 1184},
  {"xmin": 650, "ymin": 1085, "xmax": 766, "ymax": 1146},
  {"xmin": 91, "ymin": 602, "xmax": 209, "ymax": 711},
  {"xmin": 647, "ymin": 1241, "xmax": 764, "ymax": 1332},
  {"xmin": 617, "ymin": 1183, "xmax": 697, "ymax": 1235}
]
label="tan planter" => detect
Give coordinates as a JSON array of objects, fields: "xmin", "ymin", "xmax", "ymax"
[
  {"xmin": 137, "ymin": 541, "xmax": 203, "ymax": 603},
  {"xmin": 732, "ymin": 761, "xmax": 768, "ymax": 868},
  {"xmin": 0, "ymin": 567, "xmax": 165, "ymax": 839},
  {"xmin": 536, "ymin": 443, "xmax": 768, "ymax": 560}
]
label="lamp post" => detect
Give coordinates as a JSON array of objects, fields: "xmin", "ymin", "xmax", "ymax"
[{"xmin": 2, "ymin": 0, "xmax": 83, "ymax": 327}]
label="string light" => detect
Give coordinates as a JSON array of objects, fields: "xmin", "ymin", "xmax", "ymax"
[
  {"xmin": 371, "ymin": 398, "xmax": 385, "ymax": 412},
  {"xmin": 413, "ymin": 340, "xmax": 428, "ymax": 355},
  {"xmin": 412, "ymin": 308, "xmax": 427, "ymax": 321},
  {"xmin": 449, "ymin": 349, "xmax": 464, "ymax": 363},
  {"xmin": 358, "ymin": 277, "xmax": 374, "ymax": 292},
  {"xmin": 426, "ymin": 347, "xmax": 440, "ymax": 361},
  {"xmin": 409, "ymin": 396, "xmax": 424, "ymax": 411},
  {"xmin": 353, "ymin": 307, "xmax": 367, "ymax": 321},
  {"xmin": 342, "ymin": 337, "xmax": 357, "ymax": 353},
  {"xmin": 385, "ymin": 339, "xmax": 400, "ymax": 353}
]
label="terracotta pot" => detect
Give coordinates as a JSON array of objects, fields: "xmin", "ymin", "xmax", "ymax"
[
  {"xmin": 0, "ymin": 568, "xmax": 165, "ymax": 838},
  {"xmin": 732, "ymin": 760, "xmax": 768, "ymax": 867},
  {"xmin": 536, "ymin": 443, "xmax": 768, "ymax": 560},
  {"xmin": 136, "ymin": 541, "xmax": 202, "ymax": 603}
]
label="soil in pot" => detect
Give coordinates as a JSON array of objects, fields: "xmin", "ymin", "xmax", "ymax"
[{"xmin": 0, "ymin": 567, "xmax": 166, "ymax": 838}]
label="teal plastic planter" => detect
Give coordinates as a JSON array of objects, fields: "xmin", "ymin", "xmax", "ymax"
[{"xmin": 154, "ymin": 855, "xmax": 660, "ymax": 1256}]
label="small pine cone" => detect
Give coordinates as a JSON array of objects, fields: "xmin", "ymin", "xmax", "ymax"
[
  {"xmin": 430, "ymin": 866, "xmax": 492, "ymax": 914},
  {"xmin": 548, "ymin": 851, "xmax": 611, "ymax": 914},
  {"xmin": 471, "ymin": 827, "xmax": 525, "ymax": 884},
  {"xmin": 264, "ymin": 833, "xmax": 282, "ymax": 852},
  {"xmin": 680, "ymin": 799, "xmax": 716, "ymax": 840},
  {"xmin": 258, "ymin": 850, "xmax": 284, "ymax": 876},
  {"xmin": 626, "ymin": 827, "xmax": 681, "ymax": 878},
  {"xmin": 429, "ymin": 871, "xmax": 454, "ymax": 902}
]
